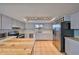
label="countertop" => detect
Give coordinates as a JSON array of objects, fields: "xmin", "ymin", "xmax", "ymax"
[
  {"xmin": 65, "ymin": 37, "xmax": 79, "ymax": 42},
  {"xmin": 0, "ymin": 36, "xmax": 16, "ymax": 43},
  {"xmin": 0, "ymin": 37, "xmax": 35, "ymax": 55}
]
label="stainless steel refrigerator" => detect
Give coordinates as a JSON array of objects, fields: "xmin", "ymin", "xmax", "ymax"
[{"xmin": 52, "ymin": 21, "xmax": 74, "ymax": 52}]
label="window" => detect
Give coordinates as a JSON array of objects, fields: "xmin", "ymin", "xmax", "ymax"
[{"xmin": 35, "ymin": 24, "xmax": 43, "ymax": 29}]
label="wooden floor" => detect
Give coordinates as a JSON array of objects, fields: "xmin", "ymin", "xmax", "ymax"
[{"xmin": 33, "ymin": 41, "xmax": 62, "ymax": 55}]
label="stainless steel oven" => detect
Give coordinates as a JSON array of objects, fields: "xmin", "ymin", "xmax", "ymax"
[{"xmin": 8, "ymin": 31, "xmax": 19, "ymax": 38}]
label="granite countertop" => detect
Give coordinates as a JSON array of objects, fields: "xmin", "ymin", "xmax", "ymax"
[{"xmin": 65, "ymin": 37, "xmax": 79, "ymax": 42}]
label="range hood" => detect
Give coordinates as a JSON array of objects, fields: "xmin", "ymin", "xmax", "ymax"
[{"xmin": 12, "ymin": 27, "xmax": 21, "ymax": 29}]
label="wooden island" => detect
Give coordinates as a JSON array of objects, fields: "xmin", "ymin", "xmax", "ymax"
[{"xmin": 0, "ymin": 37, "xmax": 35, "ymax": 55}]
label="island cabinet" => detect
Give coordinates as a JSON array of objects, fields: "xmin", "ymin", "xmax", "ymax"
[
  {"xmin": 65, "ymin": 37, "xmax": 70, "ymax": 55},
  {"xmin": 65, "ymin": 37, "xmax": 79, "ymax": 55}
]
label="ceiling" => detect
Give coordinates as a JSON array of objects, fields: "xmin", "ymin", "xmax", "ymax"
[{"xmin": 0, "ymin": 3, "xmax": 79, "ymax": 22}]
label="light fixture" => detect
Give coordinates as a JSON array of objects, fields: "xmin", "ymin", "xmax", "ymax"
[
  {"xmin": 48, "ymin": 16, "xmax": 62, "ymax": 23},
  {"xmin": 49, "ymin": 17, "xmax": 56, "ymax": 23},
  {"xmin": 25, "ymin": 16, "xmax": 52, "ymax": 20}
]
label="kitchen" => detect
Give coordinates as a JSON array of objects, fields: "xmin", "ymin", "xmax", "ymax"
[
  {"xmin": 0, "ymin": 14, "xmax": 54, "ymax": 55},
  {"xmin": 0, "ymin": 3, "xmax": 79, "ymax": 55}
]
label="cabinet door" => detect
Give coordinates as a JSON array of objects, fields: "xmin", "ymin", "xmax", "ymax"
[
  {"xmin": 2, "ymin": 16, "xmax": 12, "ymax": 29},
  {"xmin": 12, "ymin": 19, "xmax": 25, "ymax": 29},
  {"xmin": 0, "ymin": 15, "xmax": 1, "ymax": 29},
  {"xmin": 71, "ymin": 19, "xmax": 78, "ymax": 29},
  {"xmin": 69, "ymin": 39, "xmax": 79, "ymax": 55},
  {"xmin": 70, "ymin": 12, "xmax": 79, "ymax": 29},
  {"xmin": 65, "ymin": 37, "xmax": 79, "ymax": 55},
  {"xmin": 65, "ymin": 38, "xmax": 70, "ymax": 55}
]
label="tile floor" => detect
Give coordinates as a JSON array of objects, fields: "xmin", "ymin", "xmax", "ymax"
[{"xmin": 33, "ymin": 40, "xmax": 62, "ymax": 55}]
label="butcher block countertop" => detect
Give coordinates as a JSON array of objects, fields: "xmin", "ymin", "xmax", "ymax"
[
  {"xmin": 0, "ymin": 36, "xmax": 16, "ymax": 42},
  {"xmin": 0, "ymin": 37, "xmax": 35, "ymax": 55}
]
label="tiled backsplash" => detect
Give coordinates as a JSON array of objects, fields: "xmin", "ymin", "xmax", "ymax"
[{"xmin": 74, "ymin": 29, "xmax": 79, "ymax": 38}]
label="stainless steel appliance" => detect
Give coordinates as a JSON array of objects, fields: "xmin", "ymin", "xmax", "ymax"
[
  {"xmin": 18, "ymin": 34, "xmax": 25, "ymax": 38},
  {"xmin": 52, "ymin": 21, "xmax": 74, "ymax": 52},
  {"xmin": 8, "ymin": 31, "xmax": 19, "ymax": 38}
]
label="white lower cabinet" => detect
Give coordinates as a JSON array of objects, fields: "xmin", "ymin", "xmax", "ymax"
[
  {"xmin": 65, "ymin": 37, "xmax": 71, "ymax": 55},
  {"xmin": 69, "ymin": 39, "xmax": 79, "ymax": 55},
  {"xmin": 65, "ymin": 37, "xmax": 79, "ymax": 55}
]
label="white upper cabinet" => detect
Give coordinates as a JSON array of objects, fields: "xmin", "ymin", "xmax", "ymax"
[
  {"xmin": 64, "ymin": 15, "xmax": 71, "ymax": 21},
  {"xmin": 1, "ymin": 14, "xmax": 25, "ymax": 29},
  {"xmin": 12, "ymin": 19, "xmax": 25, "ymax": 29},
  {"xmin": 2, "ymin": 15, "xmax": 12, "ymax": 29},
  {"xmin": 70, "ymin": 12, "xmax": 79, "ymax": 29},
  {"xmin": 64, "ymin": 12, "xmax": 79, "ymax": 29}
]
